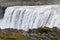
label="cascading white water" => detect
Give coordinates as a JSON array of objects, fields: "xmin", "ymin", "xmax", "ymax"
[{"xmin": 0, "ymin": 5, "xmax": 60, "ymax": 31}]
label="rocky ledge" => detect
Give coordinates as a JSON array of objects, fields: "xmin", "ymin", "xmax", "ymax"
[{"xmin": 0, "ymin": 26, "xmax": 60, "ymax": 40}]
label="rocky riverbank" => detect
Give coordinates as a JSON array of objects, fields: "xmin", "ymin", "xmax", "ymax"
[{"xmin": 0, "ymin": 26, "xmax": 60, "ymax": 40}]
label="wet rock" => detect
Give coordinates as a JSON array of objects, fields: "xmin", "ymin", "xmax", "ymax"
[{"xmin": 0, "ymin": 6, "xmax": 6, "ymax": 19}]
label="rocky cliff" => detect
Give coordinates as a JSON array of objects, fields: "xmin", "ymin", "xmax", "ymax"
[{"xmin": 0, "ymin": 0, "xmax": 58, "ymax": 6}]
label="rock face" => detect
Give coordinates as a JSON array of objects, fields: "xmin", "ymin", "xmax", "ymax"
[
  {"xmin": 0, "ymin": 0, "xmax": 59, "ymax": 6},
  {"xmin": 0, "ymin": 0, "xmax": 49, "ymax": 6},
  {"xmin": 0, "ymin": 6, "xmax": 6, "ymax": 19},
  {"xmin": 0, "ymin": 27, "xmax": 60, "ymax": 40}
]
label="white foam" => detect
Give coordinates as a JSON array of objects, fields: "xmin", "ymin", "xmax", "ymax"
[{"xmin": 0, "ymin": 5, "xmax": 60, "ymax": 31}]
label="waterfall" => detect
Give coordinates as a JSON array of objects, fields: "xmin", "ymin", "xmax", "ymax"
[{"xmin": 0, "ymin": 5, "xmax": 60, "ymax": 31}]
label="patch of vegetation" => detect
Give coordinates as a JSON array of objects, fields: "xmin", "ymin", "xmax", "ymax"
[{"xmin": 0, "ymin": 28, "xmax": 24, "ymax": 40}]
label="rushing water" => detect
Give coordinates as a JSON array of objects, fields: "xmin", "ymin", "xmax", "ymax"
[{"xmin": 0, "ymin": 5, "xmax": 60, "ymax": 31}]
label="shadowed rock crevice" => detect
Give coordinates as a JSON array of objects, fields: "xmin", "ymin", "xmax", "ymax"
[{"xmin": 0, "ymin": 6, "xmax": 6, "ymax": 19}]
